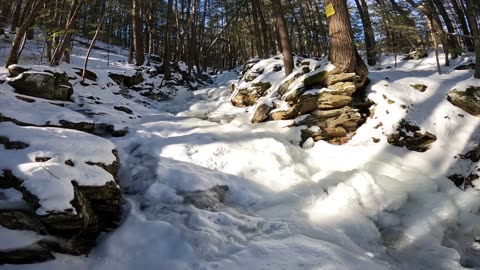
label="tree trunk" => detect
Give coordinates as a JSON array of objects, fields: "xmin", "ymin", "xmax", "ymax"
[
  {"xmin": 50, "ymin": 0, "xmax": 84, "ymax": 66},
  {"xmin": 250, "ymin": 0, "xmax": 264, "ymax": 58},
  {"xmin": 163, "ymin": 0, "xmax": 174, "ymax": 79},
  {"xmin": 463, "ymin": 0, "xmax": 480, "ymax": 78},
  {"xmin": 132, "ymin": 0, "xmax": 144, "ymax": 66},
  {"xmin": 271, "ymin": 0, "xmax": 294, "ymax": 76},
  {"xmin": 354, "ymin": 0, "xmax": 376, "ymax": 66},
  {"xmin": 450, "ymin": 0, "xmax": 474, "ymax": 52},
  {"xmin": 432, "ymin": 0, "xmax": 460, "ymax": 58},
  {"xmin": 83, "ymin": 13, "xmax": 105, "ymax": 82},
  {"xmin": 10, "ymin": 0, "xmax": 24, "ymax": 32},
  {"xmin": 325, "ymin": 0, "xmax": 368, "ymax": 84},
  {"xmin": 5, "ymin": 0, "xmax": 45, "ymax": 67}
]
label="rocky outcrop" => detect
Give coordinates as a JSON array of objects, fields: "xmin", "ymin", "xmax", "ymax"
[
  {"xmin": 387, "ymin": 120, "xmax": 437, "ymax": 152},
  {"xmin": 447, "ymin": 86, "xmax": 480, "ymax": 116},
  {"xmin": 0, "ymin": 123, "xmax": 123, "ymax": 264},
  {"xmin": 231, "ymin": 56, "xmax": 372, "ymax": 145},
  {"xmin": 7, "ymin": 67, "xmax": 73, "ymax": 101}
]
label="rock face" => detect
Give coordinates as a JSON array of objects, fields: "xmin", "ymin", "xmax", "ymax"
[
  {"xmin": 7, "ymin": 70, "xmax": 73, "ymax": 101},
  {"xmin": 233, "ymin": 56, "xmax": 372, "ymax": 145},
  {"xmin": 447, "ymin": 86, "xmax": 480, "ymax": 116},
  {"xmin": 387, "ymin": 120, "xmax": 437, "ymax": 152},
  {"xmin": 181, "ymin": 185, "xmax": 229, "ymax": 211},
  {"xmin": 0, "ymin": 123, "xmax": 123, "ymax": 264}
]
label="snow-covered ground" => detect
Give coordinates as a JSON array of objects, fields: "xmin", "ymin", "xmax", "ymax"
[{"xmin": 1, "ymin": 32, "xmax": 480, "ymax": 269}]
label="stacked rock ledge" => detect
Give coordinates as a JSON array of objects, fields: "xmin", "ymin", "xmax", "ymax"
[{"xmin": 231, "ymin": 56, "xmax": 373, "ymax": 145}]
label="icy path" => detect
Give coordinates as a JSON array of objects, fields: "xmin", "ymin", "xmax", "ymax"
[{"xmin": 4, "ymin": 71, "xmax": 480, "ymax": 270}]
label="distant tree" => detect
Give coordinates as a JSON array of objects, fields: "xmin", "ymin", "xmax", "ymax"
[
  {"xmin": 5, "ymin": 0, "xmax": 45, "ymax": 67},
  {"xmin": 463, "ymin": 0, "xmax": 480, "ymax": 78},
  {"xmin": 271, "ymin": 0, "xmax": 294, "ymax": 76},
  {"xmin": 325, "ymin": 0, "xmax": 368, "ymax": 84},
  {"xmin": 132, "ymin": 0, "xmax": 144, "ymax": 66},
  {"xmin": 354, "ymin": 0, "xmax": 376, "ymax": 66}
]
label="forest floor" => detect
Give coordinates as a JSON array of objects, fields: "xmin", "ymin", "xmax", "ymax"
[{"xmin": 1, "ymin": 35, "xmax": 480, "ymax": 269}]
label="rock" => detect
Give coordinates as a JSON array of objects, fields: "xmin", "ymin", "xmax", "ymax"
[
  {"xmin": 455, "ymin": 63, "xmax": 475, "ymax": 70},
  {"xmin": 327, "ymin": 82, "xmax": 356, "ymax": 96},
  {"xmin": 231, "ymin": 82, "xmax": 271, "ymax": 107},
  {"xmin": 272, "ymin": 65, "xmax": 282, "ymax": 72},
  {"xmin": 74, "ymin": 68, "xmax": 97, "ymax": 81},
  {"xmin": 297, "ymin": 94, "xmax": 320, "ymax": 115},
  {"xmin": 317, "ymin": 93, "xmax": 352, "ymax": 110},
  {"xmin": 411, "ymin": 84, "xmax": 427, "ymax": 92},
  {"xmin": 251, "ymin": 103, "xmax": 273, "ymax": 123},
  {"xmin": 0, "ymin": 123, "xmax": 123, "ymax": 258},
  {"xmin": 283, "ymin": 84, "xmax": 306, "ymax": 102},
  {"xmin": 0, "ymin": 136, "xmax": 29, "ymax": 149},
  {"xmin": 403, "ymin": 49, "xmax": 428, "ymax": 60},
  {"xmin": 7, "ymin": 65, "xmax": 31, "ymax": 77},
  {"xmin": 303, "ymin": 70, "xmax": 328, "ymax": 87},
  {"xmin": 447, "ymin": 86, "xmax": 480, "ymax": 116},
  {"xmin": 271, "ymin": 105, "xmax": 300, "ymax": 120},
  {"xmin": 0, "ymin": 244, "xmax": 55, "ymax": 265},
  {"xmin": 0, "ymin": 210, "xmax": 47, "ymax": 234},
  {"xmin": 324, "ymin": 73, "xmax": 357, "ymax": 86},
  {"xmin": 387, "ymin": 120, "xmax": 437, "ymax": 152},
  {"xmin": 231, "ymin": 89, "xmax": 260, "ymax": 107},
  {"xmin": 181, "ymin": 185, "xmax": 229, "ymax": 211},
  {"xmin": 114, "ymin": 106, "xmax": 133, "ymax": 115},
  {"xmin": 196, "ymin": 73, "xmax": 213, "ymax": 84},
  {"xmin": 277, "ymin": 69, "xmax": 308, "ymax": 96},
  {"xmin": 108, "ymin": 72, "xmax": 144, "ymax": 88},
  {"xmin": 8, "ymin": 71, "xmax": 73, "ymax": 101}
]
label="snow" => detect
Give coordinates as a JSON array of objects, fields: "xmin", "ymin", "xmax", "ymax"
[
  {"xmin": 1, "ymin": 35, "xmax": 480, "ymax": 269},
  {"xmin": 0, "ymin": 122, "xmax": 117, "ymax": 215}
]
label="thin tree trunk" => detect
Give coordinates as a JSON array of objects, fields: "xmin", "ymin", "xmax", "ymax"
[
  {"xmin": 163, "ymin": 0, "xmax": 174, "ymax": 79},
  {"xmin": 82, "ymin": 13, "xmax": 105, "ymax": 82},
  {"xmin": 450, "ymin": 0, "xmax": 474, "ymax": 52},
  {"xmin": 354, "ymin": 0, "xmax": 376, "ymax": 66},
  {"xmin": 132, "ymin": 0, "xmax": 144, "ymax": 66},
  {"xmin": 10, "ymin": 0, "xmax": 24, "ymax": 32},
  {"xmin": 463, "ymin": 0, "xmax": 480, "ymax": 78},
  {"xmin": 272, "ymin": 0, "xmax": 294, "ymax": 76},
  {"xmin": 5, "ymin": 0, "xmax": 45, "ymax": 67}
]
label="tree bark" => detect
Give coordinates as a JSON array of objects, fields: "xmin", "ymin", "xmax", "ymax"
[
  {"xmin": 463, "ymin": 0, "xmax": 480, "ymax": 78},
  {"xmin": 10, "ymin": 0, "xmax": 24, "ymax": 32},
  {"xmin": 132, "ymin": 0, "xmax": 144, "ymax": 66},
  {"xmin": 325, "ymin": 0, "xmax": 368, "ymax": 84},
  {"xmin": 450, "ymin": 0, "xmax": 474, "ymax": 52},
  {"xmin": 163, "ymin": 0, "xmax": 174, "ymax": 79},
  {"xmin": 272, "ymin": 0, "xmax": 294, "ymax": 76},
  {"xmin": 354, "ymin": 0, "xmax": 376, "ymax": 66},
  {"xmin": 432, "ymin": 0, "xmax": 460, "ymax": 58},
  {"xmin": 5, "ymin": 0, "xmax": 45, "ymax": 67}
]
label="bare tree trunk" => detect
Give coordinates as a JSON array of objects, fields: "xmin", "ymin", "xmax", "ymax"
[
  {"xmin": 432, "ymin": 0, "xmax": 460, "ymax": 58},
  {"xmin": 272, "ymin": 0, "xmax": 294, "ymax": 76},
  {"xmin": 82, "ymin": 13, "xmax": 105, "ymax": 82},
  {"xmin": 132, "ymin": 0, "xmax": 144, "ymax": 66},
  {"xmin": 163, "ymin": 0, "xmax": 174, "ymax": 79},
  {"xmin": 50, "ymin": 0, "xmax": 84, "ymax": 66},
  {"xmin": 250, "ymin": 0, "xmax": 264, "ymax": 58},
  {"xmin": 463, "ymin": 0, "xmax": 480, "ymax": 78},
  {"xmin": 450, "ymin": 0, "xmax": 474, "ymax": 52},
  {"xmin": 5, "ymin": 0, "xmax": 45, "ymax": 67},
  {"xmin": 325, "ymin": 0, "xmax": 368, "ymax": 84},
  {"xmin": 354, "ymin": 0, "xmax": 376, "ymax": 66},
  {"xmin": 10, "ymin": 0, "xmax": 24, "ymax": 32}
]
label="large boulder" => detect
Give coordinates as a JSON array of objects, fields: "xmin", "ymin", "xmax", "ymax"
[
  {"xmin": 447, "ymin": 86, "xmax": 480, "ymax": 116},
  {"xmin": 7, "ymin": 71, "xmax": 73, "ymax": 101},
  {"xmin": 0, "ymin": 122, "xmax": 123, "ymax": 264}
]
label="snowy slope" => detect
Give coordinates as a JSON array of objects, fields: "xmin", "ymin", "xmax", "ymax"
[{"xmin": 1, "ymin": 33, "xmax": 480, "ymax": 269}]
